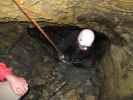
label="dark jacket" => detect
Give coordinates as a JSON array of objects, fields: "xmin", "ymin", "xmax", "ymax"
[{"xmin": 61, "ymin": 30, "xmax": 109, "ymax": 64}]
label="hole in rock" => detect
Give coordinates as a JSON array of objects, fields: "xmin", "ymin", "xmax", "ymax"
[
  {"xmin": 0, "ymin": 23, "xmax": 111, "ymax": 100},
  {"xmin": 27, "ymin": 25, "xmax": 111, "ymax": 99},
  {"xmin": 27, "ymin": 25, "xmax": 110, "ymax": 66}
]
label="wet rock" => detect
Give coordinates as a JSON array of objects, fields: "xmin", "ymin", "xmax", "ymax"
[
  {"xmin": 0, "ymin": 23, "xmax": 102, "ymax": 100},
  {"xmin": 85, "ymin": 95, "xmax": 97, "ymax": 100},
  {"xmin": 65, "ymin": 89, "xmax": 80, "ymax": 100},
  {"xmin": 0, "ymin": 20, "xmax": 133, "ymax": 100}
]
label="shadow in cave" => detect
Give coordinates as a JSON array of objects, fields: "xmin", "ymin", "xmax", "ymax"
[
  {"xmin": 0, "ymin": 23, "xmax": 112, "ymax": 100},
  {"xmin": 27, "ymin": 25, "xmax": 110, "ymax": 67},
  {"xmin": 27, "ymin": 25, "xmax": 111, "ymax": 100}
]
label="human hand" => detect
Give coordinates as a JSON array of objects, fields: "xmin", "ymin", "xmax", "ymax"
[
  {"xmin": 59, "ymin": 54, "xmax": 68, "ymax": 63},
  {"xmin": 59, "ymin": 54, "xmax": 64, "ymax": 60},
  {"xmin": 6, "ymin": 74, "xmax": 28, "ymax": 96},
  {"xmin": 58, "ymin": 54, "xmax": 71, "ymax": 64}
]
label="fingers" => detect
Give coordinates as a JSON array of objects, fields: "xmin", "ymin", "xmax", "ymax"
[
  {"xmin": 14, "ymin": 83, "xmax": 28, "ymax": 96},
  {"xmin": 15, "ymin": 87, "xmax": 25, "ymax": 96},
  {"xmin": 12, "ymin": 79, "xmax": 29, "ymax": 96},
  {"xmin": 8, "ymin": 75, "xmax": 29, "ymax": 96}
]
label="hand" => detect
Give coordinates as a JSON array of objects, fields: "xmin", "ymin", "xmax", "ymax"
[
  {"xmin": 59, "ymin": 54, "xmax": 71, "ymax": 64},
  {"xmin": 59, "ymin": 54, "xmax": 68, "ymax": 63},
  {"xmin": 59, "ymin": 54, "xmax": 65, "ymax": 60},
  {"xmin": 6, "ymin": 74, "xmax": 28, "ymax": 96}
]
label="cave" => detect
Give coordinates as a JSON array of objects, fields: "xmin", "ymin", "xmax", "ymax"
[
  {"xmin": 0, "ymin": 0, "xmax": 133, "ymax": 100},
  {"xmin": 27, "ymin": 25, "xmax": 110, "ymax": 63},
  {"xmin": 0, "ymin": 22, "xmax": 111, "ymax": 100}
]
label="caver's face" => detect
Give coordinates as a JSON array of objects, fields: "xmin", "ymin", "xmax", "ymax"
[
  {"xmin": 78, "ymin": 44, "xmax": 88, "ymax": 51},
  {"xmin": 78, "ymin": 37, "xmax": 89, "ymax": 51}
]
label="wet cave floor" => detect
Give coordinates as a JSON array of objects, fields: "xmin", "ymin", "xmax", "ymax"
[{"xmin": 0, "ymin": 23, "xmax": 105, "ymax": 100}]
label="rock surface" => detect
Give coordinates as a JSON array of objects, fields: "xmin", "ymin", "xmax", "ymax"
[
  {"xmin": 0, "ymin": 23, "xmax": 100, "ymax": 100},
  {"xmin": 0, "ymin": 0, "xmax": 133, "ymax": 100}
]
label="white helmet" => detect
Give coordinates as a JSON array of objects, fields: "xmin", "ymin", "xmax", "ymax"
[{"xmin": 78, "ymin": 29, "xmax": 95, "ymax": 47}]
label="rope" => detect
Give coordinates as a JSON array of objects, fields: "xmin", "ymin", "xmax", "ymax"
[{"xmin": 13, "ymin": 0, "xmax": 63, "ymax": 56}]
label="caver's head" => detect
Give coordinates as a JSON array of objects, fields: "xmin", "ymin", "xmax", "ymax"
[{"xmin": 78, "ymin": 29, "xmax": 95, "ymax": 50}]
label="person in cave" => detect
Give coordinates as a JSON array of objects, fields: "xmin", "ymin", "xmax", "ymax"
[
  {"xmin": 59, "ymin": 28, "xmax": 108, "ymax": 67},
  {"xmin": 27, "ymin": 26, "xmax": 109, "ymax": 67},
  {"xmin": 0, "ymin": 62, "xmax": 28, "ymax": 100}
]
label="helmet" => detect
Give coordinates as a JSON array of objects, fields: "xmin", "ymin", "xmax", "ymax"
[{"xmin": 78, "ymin": 29, "xmax": 95, "ymax": 47}]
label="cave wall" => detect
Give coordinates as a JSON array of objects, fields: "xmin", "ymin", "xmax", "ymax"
[
  {"xmin": 0, "ymin": 0, "xmax": 132, "ymax": 24},
  {"xmin": 0, "ymin": 0, "xmax": 133, "ymax": 100}
]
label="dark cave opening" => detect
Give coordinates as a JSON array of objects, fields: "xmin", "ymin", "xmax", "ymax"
[
  {"xmin": 27, "ymin": 25, "xmax": 110, "ymax": 67},
  {"xmin": 27, "ymin": 25, "xmax": 111, "ymax": 100},
  {"xmin": 0, "ymin": 23, "xmax": 111, "ymax": 100}
]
